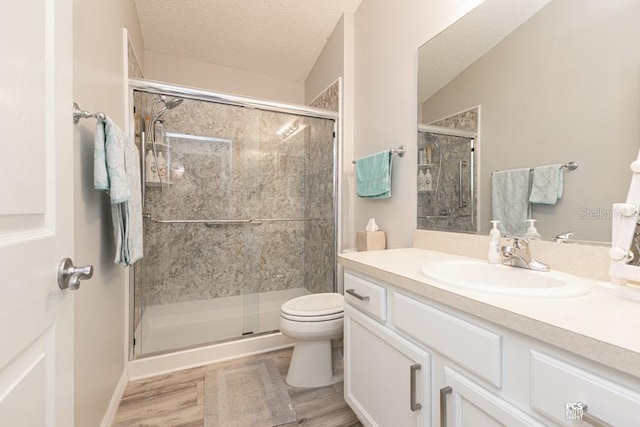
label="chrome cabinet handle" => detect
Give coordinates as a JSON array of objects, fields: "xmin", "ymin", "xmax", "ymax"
[
  {"xmin": 346, "ymin": 288, "xmax": 370, "ymax": 301},
  {"xmin": 410, "ymin": 364, "xmax": 422, "ymax": 411},
  {"xmin": 440, "ymin": 386, "xmax": 452, "ymax": 427},
  {"xmin": 58, "ymin": 258, "xmax": 94, "ymax": 290},
  {"xmin": 577, "ymin": 403, "xmax": 614, "ymax": 427}
]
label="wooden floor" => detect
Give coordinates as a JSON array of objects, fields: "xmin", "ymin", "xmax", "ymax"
[{"xmin": 113, "ymin": 348, "xmax": 362, "ymax": 426}]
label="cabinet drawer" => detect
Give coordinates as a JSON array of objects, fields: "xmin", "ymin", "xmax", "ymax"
[
  {"xmin": 531, "ymin": 351, "xmax": 640, "ymax": 427},
  {"xmin": 394, "ymin": 293, "xmax": 502, "ymax": 387},
  {"xmin": 344, "ymin": 273, "xmax": 387, "ymax": 322}
]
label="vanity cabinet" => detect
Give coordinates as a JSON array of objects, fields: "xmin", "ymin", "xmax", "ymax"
[
  {"xmin": 345, "ymin": 305, "xmax": 430, "ymax": 426},
  {"xmin": 343, "ymin": 270, "xmax": 640, "ymax": 427},
  {"xmin": 439, "ymin": 366, "xmax": 545, "ymax": 427}
]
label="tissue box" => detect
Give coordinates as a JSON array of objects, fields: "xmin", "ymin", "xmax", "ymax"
[{"xmin": 356, "ymin": 231, "xmax": 386, "ymax": 251}]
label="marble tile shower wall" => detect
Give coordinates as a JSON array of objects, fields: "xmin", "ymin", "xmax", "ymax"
[
  {"xmin": 138, "ymin": 96, "xmax": 336, "ymax": 306},
  {"xmin": 307, "ymin": 81, "xmax": 338, "ymax": 293},
  {"xmin": 418, "ymin": 107, "xmax": 478, "ymax": 232}
]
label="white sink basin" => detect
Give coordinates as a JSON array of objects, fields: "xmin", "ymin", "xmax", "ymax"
[{"xmin": 421, "ymin": 260, "xmax": 592, "ymax": 298}]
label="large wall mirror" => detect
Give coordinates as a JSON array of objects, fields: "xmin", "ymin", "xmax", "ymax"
[{"xmin": 417, "ymin": 0, "xmax": 640, "ymax": 242}]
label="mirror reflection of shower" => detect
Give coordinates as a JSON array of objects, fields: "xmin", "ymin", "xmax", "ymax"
[
  {"xmin": 145, "ymin": 95, "xmax": 184, "ymax": 204},
  {"xmin": 417, "ymin": 111, "xmax": 478, "ymax": 233}
]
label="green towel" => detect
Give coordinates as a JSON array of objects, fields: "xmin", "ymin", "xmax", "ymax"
[
  {"xmin": 356, "ymin": 150, "xmax": 392, "ymax": 199},
  {"xmin": 491, "ymin": 168, "xmax": 530, "ymax": 236},
  {"xmin": 529, "ymin": 164, "xmax": 563, "ymax": 205}
]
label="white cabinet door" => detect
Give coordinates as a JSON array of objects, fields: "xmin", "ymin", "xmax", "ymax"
[
  {"xmin": 344, "ymin": 305, "xmax": 430, "ymax": 427},
  {"xmin": 440, "ymin": 368, "xmax": 546, "ymax": 427},
  {"xmin": 0, "ymin": 0, "xmax": 74, "ymax": 425}
]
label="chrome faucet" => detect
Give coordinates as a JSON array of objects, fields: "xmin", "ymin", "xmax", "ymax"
[
  {"xmin": 553, "ymin": 231, "xmax": 574, "ymax": 243},
  {"xmin": 500, "ymin": 237, "xmax": 550, "ymax": 272}
]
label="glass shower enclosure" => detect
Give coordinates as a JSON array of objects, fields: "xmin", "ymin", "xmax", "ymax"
[{"xmin": 130, "ymin": 81, "xmax": 338, "ymax": 358}]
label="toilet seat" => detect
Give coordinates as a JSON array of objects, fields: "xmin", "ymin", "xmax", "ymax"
[
  {"xmin": 280, "ymin": 293, "xmax": 344, "ymax": 322},
  {"xmin": 280, "ymin": 310, "xmax": 343, "ymax": 322}
]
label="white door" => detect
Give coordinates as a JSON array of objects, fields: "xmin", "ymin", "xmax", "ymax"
[{"xmin": 0, "ymin": 0, "xmax": 75, "ymax": 426}]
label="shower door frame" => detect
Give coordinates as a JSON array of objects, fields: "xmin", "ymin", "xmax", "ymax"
[{"xmin": 127, "ymin": 78, "xmax": 341, "ymax": 360}]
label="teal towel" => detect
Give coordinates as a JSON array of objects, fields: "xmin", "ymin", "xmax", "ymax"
[
  {"xmin": 94, "ymin": 118, "xmax": 143, "ymax": 266},
  {"xmin": 529, "ymin": 164, "xmax": 563, "ymax": 205},
  {"xmin": 491, "ymin": 168, "xmax": 530, "ymax": 236},
  {"xmin": 94, "ymin": 118, "xmax": 131, "ymax": 203},
  {"xmin": 356, "ymin": 150, "xmax": 392, "ymax": 199}
]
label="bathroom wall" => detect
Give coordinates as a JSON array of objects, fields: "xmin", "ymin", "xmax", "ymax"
[
  {"xmin": 139, "ymin": 97, "xmax": 336, "ymax": 306},
  {"xmin": 73, "ymin": 1, "xmax": 143, "ymax": 426},
  {"xmin": 144, "ymin": 50, "xmax": 305, "ymax": 104},
  {"xmin": 353, "ymin": 0, "xmax": 484, "ymax": 249},
  {"xmin": 305, "ymin": 17, "xmax": 344, "ymax": 105},
  {"xmin": 128, "ymin": 39, "xmax": 144, "ymax": 79},
  {"xmin": 418, "ymin": 107, "xmax": 479, "ymax": 232}
]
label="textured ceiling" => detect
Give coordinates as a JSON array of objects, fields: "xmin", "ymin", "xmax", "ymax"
[
  {"xmin": 134, "ymin": 0, "xmax": 362, "ymax": 82},
  {"xmin": 418, "ymin": 0, "xmax": 551, "ymax": 105}
]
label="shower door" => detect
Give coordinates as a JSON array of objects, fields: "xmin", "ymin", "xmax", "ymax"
[{"xmin": 132, "ymin": 90, "xmax": 336, "ymax": 357}]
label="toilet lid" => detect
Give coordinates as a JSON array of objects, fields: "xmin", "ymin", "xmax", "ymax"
[{"xmin": 280, "ymin": 293, "xmax": 344, "ymax": 317}]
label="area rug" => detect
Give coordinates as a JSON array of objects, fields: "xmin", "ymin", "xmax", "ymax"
[{"xmin": 204, "ymin": 359, "xmax": 297, "ymax": 426}]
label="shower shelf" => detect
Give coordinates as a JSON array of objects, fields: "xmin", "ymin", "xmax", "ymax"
[
  {"xmin": 418, "ymin": 190, "xmax": 435, "ymax": 193},
  {"xmin": 418, "ymin": 164, "xmax": 435, "ymax": 167}
]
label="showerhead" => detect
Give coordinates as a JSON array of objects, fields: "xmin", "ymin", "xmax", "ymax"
[
  {"xmin": 156, "ymin": 95, "xmax": 183, "ymax": 109},
  {"xmin": 164, "ymin": 98, "xmax": 183, "ymax": 109},
  {"xmin": 150, "ymin": 96, "xmax": 183, "ymax": 123}
]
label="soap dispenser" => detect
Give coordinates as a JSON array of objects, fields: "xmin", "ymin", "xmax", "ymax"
[
  {"xmin": 488, "ymin": 220, "xmax": 501, "ymax": 264},
  {"xmin": 524, "ymin": 219, "xmax": 541, "ymax": 240},
  {"xmin": 418, "ymin": 170, "xmax": 426, "ymax": 191}
]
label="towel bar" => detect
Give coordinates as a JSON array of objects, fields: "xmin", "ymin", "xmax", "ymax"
[
  {"xmin": 73, "ymin": 102, "xmax": 106, "ymax": 124},
  {"xmin": 492, "ymin": 161, "xmax": 579, "ymax": 174},
  {"xmin": 352, "ymin": 145, "xmax": 406, "ymax": 164}
]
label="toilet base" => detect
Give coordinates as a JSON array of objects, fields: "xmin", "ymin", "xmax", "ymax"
[{"xmin": 286, "ymin": 339, "xmax": 339, "ymax": 388}]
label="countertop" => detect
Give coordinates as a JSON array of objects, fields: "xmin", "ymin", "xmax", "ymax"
[{"xmin": 338, "ymin": 247, "xmax": 640, "ymax": 378}]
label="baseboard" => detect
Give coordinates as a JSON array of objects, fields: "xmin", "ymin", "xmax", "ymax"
[{"xmin": 100, "ymin": 369, "xmax": 128, "ymax": 427}]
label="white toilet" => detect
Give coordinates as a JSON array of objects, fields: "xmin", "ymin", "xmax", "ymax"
[{"xmin": 278, "ymin": 293, "xmax": 344, "ymax": 387}]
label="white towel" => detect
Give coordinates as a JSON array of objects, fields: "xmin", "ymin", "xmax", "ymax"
[
  {"xmin": 95, "ymin": 118, "xmax": 143, "ymax": 266},
  {"xmin": 491, "ymin": 168, "xmax": 530, "ymax": 236}
]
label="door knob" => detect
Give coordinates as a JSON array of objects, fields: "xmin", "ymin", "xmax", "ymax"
[{"xmin": 58, "ymin": 258, "xmax": 93, "ymax": 290}]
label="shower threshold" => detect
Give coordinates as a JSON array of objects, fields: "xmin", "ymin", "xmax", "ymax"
[{"xmin": 136, "ymin": 287, "xmax": 309, "ymax": 356}]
